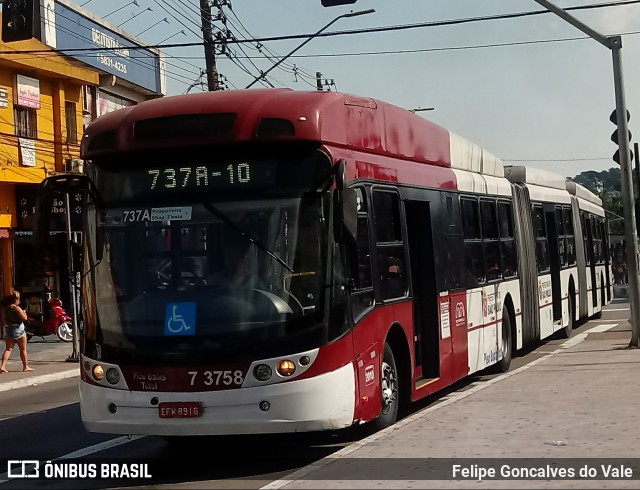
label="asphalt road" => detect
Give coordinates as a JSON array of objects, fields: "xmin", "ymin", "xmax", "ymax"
[{"xmin": 0, "ymin": 299, "xmax": 630, "ymax": 489}]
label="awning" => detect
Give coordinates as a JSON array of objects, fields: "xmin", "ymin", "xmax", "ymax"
[{"xmin": 0, "ymin": 167, "xmax": 45, "ymax": 184}]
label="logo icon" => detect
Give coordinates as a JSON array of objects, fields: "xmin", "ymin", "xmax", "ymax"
[
  {"xmin": 7, "ymin": 460, "xmax": 39, "ymax": 478},
  {"xmin": 164, "ymin": 302, "xmax": 196, "ymax": 336}
]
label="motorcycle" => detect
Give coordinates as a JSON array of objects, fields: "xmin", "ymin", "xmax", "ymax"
[{"xmin": 23, "ymin": 297, "xmax": 73, "ymax": 342}]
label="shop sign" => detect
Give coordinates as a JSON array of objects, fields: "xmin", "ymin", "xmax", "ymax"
[
  {"xmin": 19, "ymin": 138, "xmax": 36, "ymax": 167},
  {"xmin": 0, "ymin": 87, "xmax": 8, "ymax": 109},
  {"xmin": 54, "ymin": 2, "xmax": 161, "ymax": 94},
  {"xmin": 15, "ymin": 75, "xmax": 40, "ymax": 109},
  {"xmin": 15, "ymin": 185, "xmax": 83, "ymax": 231}
]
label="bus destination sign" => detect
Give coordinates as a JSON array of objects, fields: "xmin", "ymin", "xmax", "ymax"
[{"xmin": 147, "ymin": 162, "xmax": 274, "ymax": 192}]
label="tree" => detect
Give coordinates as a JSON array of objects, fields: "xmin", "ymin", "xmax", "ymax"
[{"xmin": 572, "ymin": 167, "xmax": 624, "ymax": 234}]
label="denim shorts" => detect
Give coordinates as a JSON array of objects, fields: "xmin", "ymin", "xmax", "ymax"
[{"xmin": 3, "ymin": 323, "xmax": 25, "ymax": 340}]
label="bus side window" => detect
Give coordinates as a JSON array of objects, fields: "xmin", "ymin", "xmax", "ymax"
[
  {"xmin": 351, "ymin": 188, "xmax": 375, "ymax": 322},
  {"xmin": 581, "ymin": 212, "xmax": 590, "ymax": 265},
  {"xmin": 563, "ymin": 207, "xmax": 576, "ymax": 266},
  {"xmin": 498, "ymin": 201, "xmax": 517, "ymax": 278},
  {"xmin": 555, "ymin": 206, "xmax": 567, "ymax": 268},
  {"xmin": 373, "ymin": 190, "xmax": 408, "ymax": 300},
  {"xmin": 533, "ymin": 205, "xmax": 550, "ymax": 273},
  {"xmin": 461, "ymin": 197, "xmax": 484, "ymax": 285},
  {"xmin": 480, "ymin": 199, "xmax": 501, "ymax": 282}
]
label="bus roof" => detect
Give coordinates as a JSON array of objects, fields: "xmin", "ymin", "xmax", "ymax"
[
  {"xmin": 503, "ymin": 165, "xmax": 567, "ymax": 191},
  {"xmin": 566, "ymin": 180, "xmax": 603, "ymax": 207},
  {"xmin": 81, "ymin": 89, "xmax": 503, "ymax": 178}
]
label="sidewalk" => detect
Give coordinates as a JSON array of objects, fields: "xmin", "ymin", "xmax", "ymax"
[
  {"xmin": 265, "ymin": 327, "xmax": 640, "ymax": 489},
  {"xmin": 0, "ymin": 338, "xmax": 79, "ymax": 393}
]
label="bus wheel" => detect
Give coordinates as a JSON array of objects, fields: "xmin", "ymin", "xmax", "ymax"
[
  {"xmin": 373, "ymin": 343, "xmax": 398, "ymax": 431},
  {"xmin": 558, "ymin": 295, "xmax": 574, "ymax": 339},
  {"xmin": 495, "ymin": 310, "xmax": 512, "ymax": 373}
]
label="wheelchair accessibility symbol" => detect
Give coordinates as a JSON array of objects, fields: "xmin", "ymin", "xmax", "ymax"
[{"xmin": 164, "ymin": 302, "xmax": 196, "ymax": 336}]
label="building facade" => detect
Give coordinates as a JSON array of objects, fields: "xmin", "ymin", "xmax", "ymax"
[{"xmin": 0, "ymin": 0, "xmax": 165, "ymax": 305}]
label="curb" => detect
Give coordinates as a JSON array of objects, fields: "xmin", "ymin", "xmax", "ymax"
[{"xmin": 0, "ymin": 369, "xmax": 79, "ymax": 393}]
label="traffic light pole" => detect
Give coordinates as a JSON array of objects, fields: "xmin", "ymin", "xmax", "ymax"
[
  {"xmin": 533, "ymin": 0, "xmax": 640, "ymax": 347},
  {"xmin": 535, "ymin": 0, "xmax": 640, "ymax": 347},
  {"xmin": 612, "ymin": 39, "xmax": 640, "ymax": 348}
]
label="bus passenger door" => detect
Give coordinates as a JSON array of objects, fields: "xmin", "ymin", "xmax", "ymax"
[
  {"xmin": 587, "ymin": 217, "xmax": 598, "ymax": 311},
  {"xmin": 405, "ymin": 200, "xmax": 441, "ymax": 382},
  {"xmin": 545, "ymin": 206, "xmax": 563, "ymax": 323}
]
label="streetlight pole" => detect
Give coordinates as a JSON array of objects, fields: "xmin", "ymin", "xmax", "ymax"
[
  {"xmin": 245, "ymin": 9, "xmax": 375, "ymax": 89},
  {"xmin": 532, "ymin": 0, "xmax": 640, "ymax": 348},
  {"xmin": 409, "ymin": 107, "xmax": 435, "ymax": 113}
]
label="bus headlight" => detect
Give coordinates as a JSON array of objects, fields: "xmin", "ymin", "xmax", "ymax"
[
  {"xmin": 106, "ymin": 368, "xmax": 120, "ymax": 385},
  {"xmin": 92, "ymin": 364, "xmax": 104, "ymax": 381},
  {"xmin": 276, "ymin": 360, "xmax": 296, "ymax": 377},
  {"xmin": 253, "ymin": 364, "xmax": 272, "ymax": 381}
]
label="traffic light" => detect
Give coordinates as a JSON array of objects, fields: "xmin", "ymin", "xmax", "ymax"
[
  {"xmin": 1, "ymin": 0, "xmax": 41, "ymax": 43},
  {"xmin": 321, "ymin": 0, "xmax": 357, "ymax": 6},
  {"xmin": 611, "ymin": 109, "xmax": 633, "ymax": 165}
]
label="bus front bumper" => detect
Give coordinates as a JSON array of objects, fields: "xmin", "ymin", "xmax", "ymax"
[{"xmin": 80, "ymin": 363, "xmax": 356, "ymax": 436}]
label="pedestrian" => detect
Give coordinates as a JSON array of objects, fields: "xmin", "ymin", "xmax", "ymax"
[{"xmin": 0, "ymin": 291, "xmax": 33, "ymax": 373}]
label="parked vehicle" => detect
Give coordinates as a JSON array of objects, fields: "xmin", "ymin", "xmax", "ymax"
[{"xmin": 23, "ymin": 297, "xmax": 73, "ymax": 342}]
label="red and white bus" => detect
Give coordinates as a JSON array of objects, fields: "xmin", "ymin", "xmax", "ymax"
[{"xmin": 35, "ymin": 89, "xmax": 609, "ymax": 437}]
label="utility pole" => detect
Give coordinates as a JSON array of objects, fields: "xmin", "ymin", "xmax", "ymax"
[
  {"xmin": 199, "ymin": 0, "xmax": 219, "ymax": 91},
  {"xmin": 532, "ymin": 0, "xmax": 640, "ymax": 348}
]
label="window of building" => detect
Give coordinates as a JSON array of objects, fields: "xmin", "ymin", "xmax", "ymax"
[
  {"xmin": 14, "ymin": 106, "xmax": 37, "ymax": 138},
  {"xmin": 65, "ymin": 101, "xmax": 78, "ymax": 144}
]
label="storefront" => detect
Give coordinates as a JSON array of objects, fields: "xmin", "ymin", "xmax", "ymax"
[{"xmin": 12, "ymin": 184, "xmax": 83, "ymax": 309}]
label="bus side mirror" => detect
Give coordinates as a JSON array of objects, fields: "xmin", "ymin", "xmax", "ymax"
[{"xmin": 332, "ymin": 159, "xmax": 357, "ymax": 242}]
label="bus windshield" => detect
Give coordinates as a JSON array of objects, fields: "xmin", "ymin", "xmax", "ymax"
[{"xmin": 83, "ymin": 152, "xmax": 333, "ymax": 362}]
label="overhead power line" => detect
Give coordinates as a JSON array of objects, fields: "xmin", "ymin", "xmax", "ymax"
[{"xmin": 6, "ymin": 0, "xmax": 640, "ymax": 56}]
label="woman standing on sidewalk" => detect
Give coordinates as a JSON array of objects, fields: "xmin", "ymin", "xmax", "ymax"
[{"xmin": 0, "ymin": 292, "xmax": 33, "ymax": 373}]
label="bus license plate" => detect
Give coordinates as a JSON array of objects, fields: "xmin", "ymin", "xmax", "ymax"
[{"xmin": 158, "ymin": 401, "xmax": 203, "ymax": 418}]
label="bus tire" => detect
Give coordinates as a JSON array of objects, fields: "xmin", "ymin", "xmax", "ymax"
[
  {"xmin": 558, "ymin": 295, "xmax": 574, "ymax": 339},
  {"xmin": 495, "ymin": 309, "xmax": 512, "ymax": 373},
  {"xmin": 373, "ymin": 343, "xmax": 398, "ymax": 431}
]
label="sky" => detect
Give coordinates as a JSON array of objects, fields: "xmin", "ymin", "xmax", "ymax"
[{"xmin": 79, "ymin": 0, "xmax": 640, "ymax": 180}]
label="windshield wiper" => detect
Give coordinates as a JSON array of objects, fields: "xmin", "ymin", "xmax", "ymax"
[{"xmin": 200, "ymin": 200, "xmax": 294, "ymax": 273}]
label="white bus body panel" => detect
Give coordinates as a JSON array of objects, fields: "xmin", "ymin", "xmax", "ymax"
[
  {"xmin": 80, "ymin": 362, "xmax": 356, "ymax": 436},
  {"xmin": 467, "ymin": 278, "xmax": 520, "ymax": 376}
]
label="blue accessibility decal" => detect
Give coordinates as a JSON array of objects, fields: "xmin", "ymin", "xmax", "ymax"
[{"xmin": 164, "ymin": 302, "xmax": 196, "ymax": 336}]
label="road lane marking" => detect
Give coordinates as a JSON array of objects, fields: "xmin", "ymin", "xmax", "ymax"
[
  {"xmin": 260, "ymin": 321, "xmax": 620, "ymax": 489},
  {"xmin": 0, "ymin": 369, "xmax": 78, "ymax": 393}
]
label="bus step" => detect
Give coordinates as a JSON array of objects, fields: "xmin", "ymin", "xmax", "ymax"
[{"xmin": 415, "ymin": 378, "xmax": 439, "ymax": 390}]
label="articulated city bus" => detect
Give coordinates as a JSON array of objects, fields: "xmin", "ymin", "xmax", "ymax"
[
  {"xmin": 504, "ymin": 167, "xmax": 611, "ymax": 342},
  {"xmin": 34, "ymin": 89, "xmax": 609, "ymax": 437}
]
